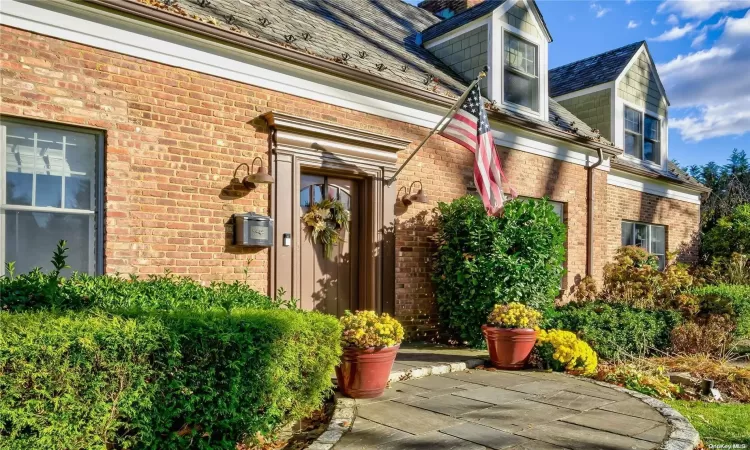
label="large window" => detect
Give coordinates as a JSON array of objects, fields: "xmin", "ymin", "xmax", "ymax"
[
  {"xmin": 624, "ymin": 106, "xmax": 660, "ymax": 164},
  {"xmin": 1, "ymin": 119, "xmax": 102, "ymax": 275},
  {"xmin": 621, "ymin": 221, "xmax": 666, "ymax": 269},
  {"xmin": 504, "ymin": 33, "xmax": 538, "ymax": 112}
]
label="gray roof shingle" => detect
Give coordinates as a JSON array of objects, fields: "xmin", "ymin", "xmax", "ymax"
[
  {"xmin": 421, "ymin": 0, "xmax": 507, "ymax": 43},
  {"xmin": 131, "ymin": 0, "xmax": 608, "ymax": 142},
  {"xmin": 549, "ymin": 41, "xmax": 643, "ymax": 98}
]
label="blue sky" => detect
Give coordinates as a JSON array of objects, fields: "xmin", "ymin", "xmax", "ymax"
[{"xmin": 408, "ymin": 0, "xmax": 750, "ymax": 168}]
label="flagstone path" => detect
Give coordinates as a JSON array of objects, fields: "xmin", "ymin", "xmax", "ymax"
[{"xmin": 331, "ymin": 345, "xmax": 689, "ymax": 450}]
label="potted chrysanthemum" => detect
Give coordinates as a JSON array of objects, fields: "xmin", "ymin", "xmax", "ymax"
[
  {"xmin": 482, "ymin": 302, "xmax": 541, "ymax": 370},
  {"xmin": 336, "ymin": 310, "xmax": 404, "ymax": 399}
]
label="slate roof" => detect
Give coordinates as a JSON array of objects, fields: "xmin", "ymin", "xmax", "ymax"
[
  {"xmin": 549, "ymin": 41, "xmax": 643, "ymax": 98},
  {"xmin": 421, "ymin": 0, "xmax": 507, "ymax": 42},
  {"xmin": 133, "ymin": 0, "xmax": 608, "ymax": 142}
]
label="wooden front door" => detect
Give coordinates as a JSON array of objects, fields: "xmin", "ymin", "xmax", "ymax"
[{"xmin": 299, "ymin": 174, "xmax": 359, "ymax": 316}]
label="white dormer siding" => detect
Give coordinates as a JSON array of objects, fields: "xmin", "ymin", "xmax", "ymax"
[
  {"xmin": 490, "ymin": 0, "xmax": 549, "ymax": 121},
  {"xmin": 613, "ymin": 47, "xmax": 669, "ymax": 170},
  {"xmin": 427, "ymin": 25, "xmax": 490, "ymax": 93},
  {"xmin": 424, "ymin": 0, "xmax": 549, "ymax": 122}
]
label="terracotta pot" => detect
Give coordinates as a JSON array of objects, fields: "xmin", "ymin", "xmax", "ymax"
[
  {"xmin": 336, "ymin": 344, "xmax": 400, "ymax": 398},
  {"xmin": 482, "ymin": 325, "xmax": 537, "ymax": 370}
]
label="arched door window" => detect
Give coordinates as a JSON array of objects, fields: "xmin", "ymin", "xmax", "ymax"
[{"xmin": 300, "ymin": 175, "xmax": 351, "ymax": 210}]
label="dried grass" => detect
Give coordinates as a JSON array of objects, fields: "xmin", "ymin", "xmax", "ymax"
[{"xmin": 648, "ymin": 355, "xmax": 750, "ymax": 403}]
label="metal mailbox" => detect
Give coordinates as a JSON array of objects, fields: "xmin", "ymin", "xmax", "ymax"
[{"xmin": 233, "ymin": 212, "xmax": 274, "ymax": 247}]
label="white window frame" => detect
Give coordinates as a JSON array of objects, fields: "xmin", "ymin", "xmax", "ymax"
[
  {"xmin": 502, "ymin": 31, "xmax": 540, "ymax": 114},
  {"xmin": 643, "ymin": 113, "xmax": 661, "ymax": 165},
  {"xmin": 614, "ymin": 99, "xmax": 668, "ymax": 171},
  {"xmin": 621, "ymin": 220, "xmax": 666, "ymax": 269},
  {"xmin": 0, "ymin": 117, "xmax": 104, "ymax": 275}
]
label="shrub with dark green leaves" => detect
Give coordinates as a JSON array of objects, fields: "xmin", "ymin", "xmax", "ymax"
[
  {"xmin": 433, "ymin": 195, "xmax": 566, "ymax": 347},
  {"xmin": 0, "ymin": 269, "xmax": 293, "ymax": 313},
  {"xmin": 551, "ymin": 302, "xmax": 682, "ymax": 361},
  {"xmin": 693, "ymin": 284, "xmax": 750, "ymax": 338},
  {"xmin": 703, "ymin": 204, "xmax": 750, "ymax": 259},
  {"xmin": 0, "ymin": 308, "xmax": 341, "ymax": 449}
]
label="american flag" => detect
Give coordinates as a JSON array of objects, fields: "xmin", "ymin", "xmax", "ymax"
[{"xmin": 439, "ymin": 85, "xmax": 515, "ymax": 216}]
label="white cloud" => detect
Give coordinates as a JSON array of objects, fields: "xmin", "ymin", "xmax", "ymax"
[
  {"xmin": 651, "ymin": 18, "xmax": 658, "ymax": 26},
  {"xmin": 590, "ymin": 2, "xmax": 611, "ymax": 18},
  {"xmin": 658, "ymin": 0, "xmax": 750, "ymax": 20},
  {"xmin": 627, "ymin": 20, "xmax": 640, "ymax": 29},
  {"xmin": 666, "ymin": 14, "xmax": 679, "ymax": 25},
  {"xmin": 691, "ymin": 31, "xmax": 706, "ymax": 47},
  {"xmin": 657, "ymin": 13, "xmax": 750, "ymax": 141},
  {"xmin": 651, "ymin": 22, "xmax": 697, "ymax": 41},
  {"xmin": 625, "ymin": 0, "xmax": 633, "ymax": 4}
]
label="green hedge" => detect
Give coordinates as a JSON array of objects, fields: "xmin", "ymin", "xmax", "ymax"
[
  {"xmin": 0, "ymin": 309, "xmax": 341, "ymax": 450},
  {"xmin": 550, "ymin": 302, "xmax": 682, "ymax": 361},
  {"xmin": 0, "ymin": 270, "xmax": 293, "ymax": 313},
  {"xmin": 694, "ymin": 284, "xmax": 750, "ymax": 338},
  {"xmin": 433, "ymin": 196, "xmax": 566, "ymax": 347}
]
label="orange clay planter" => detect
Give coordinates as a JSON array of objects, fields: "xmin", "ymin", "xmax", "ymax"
[
  {"xmin": 335, "ymin": 344, "xmax": 400, "ymax": 399},
  {"xmin": 482, "ymin": 326, "xmax": 538, "ymax": 370}
]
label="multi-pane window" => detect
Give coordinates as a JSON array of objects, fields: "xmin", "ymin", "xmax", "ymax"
[
  {"xmin": 644, "ymin": 115, "xmax": 660, "ymax": 164},
  {"xmin": 624, "ymin": 106, "xmax": 642, "ymax": 159},
  {"xmin": 504, "ymin": 33, "xmax": 538, "ymax": 112},
  {"xmin": 1, "ymin": 119, "xmax": 101, "ymax": 275},
  {"xmin": 621, "ymin": 221, "xmax": 666, "ymax": 269}
]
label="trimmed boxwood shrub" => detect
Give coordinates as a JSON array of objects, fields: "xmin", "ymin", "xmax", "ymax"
[
  {"xmin": 0, "ymin": 308, "xmax": 341, "ymax": 449},
  {"xmin": 433, "ymin": 195, "xmax": 566, "ymax": 347},
  {"xmin": 0, "ymin": 269, "xmax": 293, "ymax": 313},
  {"xmin": 550, "ymin": 302, "xmax": 682, "ymax": 361},
  {"xmin": 693, "ymin": 284, "xmax": 750, "ymax": 338}
]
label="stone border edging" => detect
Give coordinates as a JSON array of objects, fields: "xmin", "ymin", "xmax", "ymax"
[{"xmin": 312, "ymin": 357, "xmax": 700, "ymax": 450}]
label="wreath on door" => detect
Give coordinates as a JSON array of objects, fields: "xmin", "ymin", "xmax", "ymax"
[{"xmin": 302, "ymin": 198, "xmax": 350, "ymax": 259}]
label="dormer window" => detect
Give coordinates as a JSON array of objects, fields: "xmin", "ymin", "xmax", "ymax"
[
  {"xmin": 624, "ymin": 105, "xmax": 661, "ymax": 164},
  {"xmin": 504, "ymin": 32, "xmax": 539, "ymax": 112}
]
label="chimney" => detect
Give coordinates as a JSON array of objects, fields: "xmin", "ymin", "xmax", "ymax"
[{"xmin": 418, "ymin": 0, "xmax": 484, "ymax": 19}]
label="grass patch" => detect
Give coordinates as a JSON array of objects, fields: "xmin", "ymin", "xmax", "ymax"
[{"xmin": 666, "ymin": 400, "xmax": 750, "ymax": 446}]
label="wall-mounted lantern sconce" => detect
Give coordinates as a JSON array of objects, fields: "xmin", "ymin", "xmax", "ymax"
[
  {"xmin": 398, "ymin": 180, "xmax": 429, "ymax": 207},
  {"xmin": 234, "ymin": 157, "xmax": 274, "ymax": 189}
]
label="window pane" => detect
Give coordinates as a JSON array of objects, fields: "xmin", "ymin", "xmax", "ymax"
[
  {"xmin": 65, "ymin": 176, "xmax": 92, "ymax": 209},
  {"xmin": 634, "ymin": 223, "xmax": 649, "ymax": 250},
  {"xmin": 4, "ymin": 124, "xmax": 35, "ymax": 205},
  {"xmin": 505, "ymin": 34, "xmax": 536, "ymax": 77},
  {"xmin": 64, "ymin": 131, "xmax": 96, "ymax": 210},
  {"xmin": 624, "ymin": 107, "xmax": 642, "ymax": 133},
  {"xmin": 651, "ymin": 225, "xmax": 665, "ymax": 255},
  {"xmin": 35, "ymin": 174, "xmax": 62, "ymax": 207},
  {"xmin": 624, "ymin": 132, "xmax": 642, "ymax": 158},
  {"xmin": 4, "ymin": 210, "xmax": 91, "ymax": 275},
  {"xmin": 644, "ymin": 116, "xmax": 660, "ymax": 140},
  {"xmin": 644, "ymin": 140, "xmax": 659, "ymax": 164},
  {"xmin": 621, "ymin": 222, "xmax": 633, "ymax": 246},
  {"xmin": 504, "ymin": 70, "xmax": 538, "ymax": 110}
]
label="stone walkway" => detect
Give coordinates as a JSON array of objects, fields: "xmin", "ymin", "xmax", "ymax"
[{"xmin": 333, "ymin": 345, "xmax": 672, "ymax": 450}]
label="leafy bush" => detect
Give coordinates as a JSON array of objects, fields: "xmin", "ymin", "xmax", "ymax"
[
  {"xmin": 340, "ymin": 310, "xmax": 404, "ymax": 348},
  {"xmin": 693, "ymin": 284, "xmax": 750, "ymax": 338},
  {"xmin": 670, "ymin": 315, "xmax": 736, "ymax": 356},
  {"xmin": 703, "ymin": 204, "xmax": 750, "ymax": 259},
  {"xmin": 551, "ymin": 302, "xmax": 682, "ymax": 361},
  {"xmin": 535, "ymin": 329, "xmax": 598, "ymax": 375},
  {"xmin": 601, "ymin": 246, "xmax": 698, "ymax": 314},
  {"xmin": 433, "ymin": 195, "xmax": 566, "ymax": 347},
  {"xmin": 0, "ymin": 308, "xmax": 341, "ymax": 449},
  {"xmin": 0, "ymin": 269, "xmax": 293, "ymax": 313}
]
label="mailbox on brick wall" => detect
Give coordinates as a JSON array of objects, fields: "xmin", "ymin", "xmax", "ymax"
[{"xmin": 233, "ymin": 212, "xmax": 274, "ymax": 247}]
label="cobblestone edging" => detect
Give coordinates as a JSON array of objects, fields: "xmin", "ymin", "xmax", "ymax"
[{"xmin": 311, "ymin": 358, "xmax": 700, "ymax": 450}]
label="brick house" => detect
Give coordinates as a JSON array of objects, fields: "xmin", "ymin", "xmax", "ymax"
[{"xmin": 0, "ymin": 0, "xmax": 706, "ymax": 336}]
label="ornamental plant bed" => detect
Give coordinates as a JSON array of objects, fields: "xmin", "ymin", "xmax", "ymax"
[
  {"xmin": 336, "ymin": 311, "xmax": 404, "ymax": 398},
  {"xmin": 483, "ymin": 303, "xmax": 541, "ymax": 369}
]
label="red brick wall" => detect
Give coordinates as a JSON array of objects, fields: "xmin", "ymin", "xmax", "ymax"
[
  {"xmin": 605, "ymin": 184, "xmax": 701, "ymax": 265},
  {"xmin": 0, "ymin": 25, "xmax": 699, "ymax": 338}
]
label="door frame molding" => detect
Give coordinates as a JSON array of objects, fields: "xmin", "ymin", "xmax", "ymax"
[{"xmin": 264, "ymin": 112, "xmax": 409, "ymax": 314}]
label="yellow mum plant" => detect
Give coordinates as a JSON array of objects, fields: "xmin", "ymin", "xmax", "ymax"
[
  {"xmin": 536, "ymin": 329, "xmax": 598, "ymax": 375},
  {"xmin": 487, "ymin": 302, "xmax": 542, "ymax": 329},
  {"xmin": 340, "ymin": 310, "xmax": 404, "ymax": 348}
]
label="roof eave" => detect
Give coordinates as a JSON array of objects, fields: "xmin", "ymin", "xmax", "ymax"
[
  {"xmin": 611, "ymin": 160, "xmax": 710, "ymax": 193},
  {"xmin": 83, "ymin": 0, "xmax": 622, "ymax": 157}
]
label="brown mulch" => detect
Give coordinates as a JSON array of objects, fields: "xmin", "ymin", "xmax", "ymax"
[{"xmin": 236, "ymin": 397, "xmax": 335, "ymax": 450}]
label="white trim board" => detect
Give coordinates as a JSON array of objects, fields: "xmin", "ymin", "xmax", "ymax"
[
  {"xmin": 4, "ymin": 0, "xmax": 598, "ymax": 170},
  {"xmin": 607, "ymin": 170, "xmax": 701, "ymax": 205}
]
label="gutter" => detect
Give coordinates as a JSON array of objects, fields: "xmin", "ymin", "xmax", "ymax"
[
  {"xmin": 586, "ymin": 148, "xmax": 604, "ymax": 278},
  {"xmin": 82, "ymin": 0, "xmax": 622, "ymax": 157}
]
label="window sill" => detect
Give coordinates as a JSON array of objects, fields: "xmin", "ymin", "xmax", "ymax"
[{"xmin": 620, "ymin": 154, "xmax": 664, "ymax": 172}]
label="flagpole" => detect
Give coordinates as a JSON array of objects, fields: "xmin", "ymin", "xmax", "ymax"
[{"xmin": 385, "ymin": 67, "xmax": 488, "ymax": 187}]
